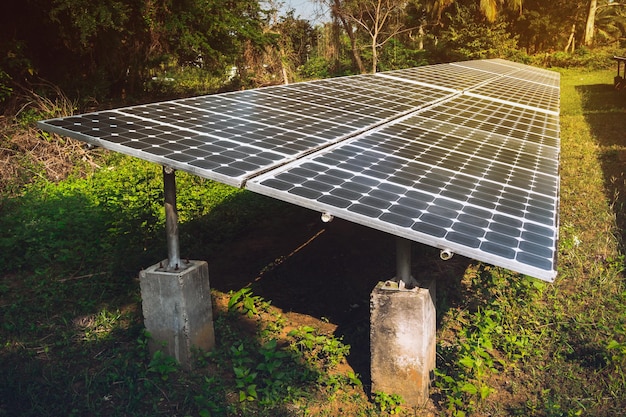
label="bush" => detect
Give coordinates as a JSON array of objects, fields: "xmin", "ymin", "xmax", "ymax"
[
  {"xmin": 144, "ymin": 66, "xmax": 228, "ymax": 99},
  {"xmin": 377, "ymin": 38, "xmax": 429, "ymax": 72},
  {"xmin": 433, "ymin": 3, "xmax": 519, "ymax": 62},
  {"xmin": 297, "ymin": 56, "xmax": 332, "ymax": 80},
  {"xmin": 538, "ymin": 47, "xmax": 616, "ymax": 70}
]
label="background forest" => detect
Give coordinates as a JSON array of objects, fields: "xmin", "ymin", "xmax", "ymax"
[{"xmin": 1, "ymin": 0, "xmax": 626, "ymax": 109}]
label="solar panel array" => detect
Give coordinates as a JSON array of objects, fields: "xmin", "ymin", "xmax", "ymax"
[{"xmin": 38, "ymin": 58, "xmax": 560, "ymax": 281}]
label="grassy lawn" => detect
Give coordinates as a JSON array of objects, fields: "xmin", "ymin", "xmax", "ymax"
[{"xmin": 1, "ymin": 67, "xmax": 626, "ymax": 416}]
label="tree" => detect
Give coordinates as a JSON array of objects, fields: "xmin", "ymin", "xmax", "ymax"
[
  {"xmin": 322, "ymin": 0, "xmax": 422, "ymax": 73},
  {"xmin": 263, "ymin": 7, "xmax": 317, "ymax": 84},
  {"xmin": 511, "ymin": 0, "xmax": 584, "ymax": 53},
  {"xmin": 343, "ymin": 0, "xmax": 421, "ymax": 72},
  {"xmin": 430, "ymin": 0, "xmax": 523, "ymax": 23},
  {"xmin": 583, "ymin": 0, "xmax": 626, "ymax": 46},
  {"xmin": 594, "ymin": 1, "xmax": 626, "ymax": 45},
  {"xmin": 584, "ymin": 0, "xmax": 598, "ymax": 45},
  {"xmin": 435, "ymin": 1, "xmax": 519, "ymax": 60},
  {"xmin": 327, "ymin": 0, "xmax": 367, "ymax": 73},
  {"xmin": 1, "ymin": 0, "xmax": 273, "ymax": 100}
]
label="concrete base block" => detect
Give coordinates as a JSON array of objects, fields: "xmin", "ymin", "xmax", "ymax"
[
  {"xmin": 370, "ymin": 279, "xmax": 436, "ymax": 407},
  {"xmin": 139, "ymin": 260, "xmax": 215, "ymax": 370}
]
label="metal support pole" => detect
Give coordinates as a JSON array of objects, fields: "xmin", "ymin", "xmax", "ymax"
[
  {"xmin": 163, "ymin": 166, "xmax": 181, "ymax": 271},
  {"xmin": 396, "ymin": 236, "xmax": 412, "ymax": 286}
]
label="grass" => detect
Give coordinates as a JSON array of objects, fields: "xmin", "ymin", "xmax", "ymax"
[{"xmin": 2, "ymin": 66, "xmax": 626, "ymax": 416}]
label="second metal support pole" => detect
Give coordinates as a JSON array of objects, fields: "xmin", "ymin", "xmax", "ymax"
[
  {"xmin": 163, "ymin": 166, "xmax": 181, "ymax": 271},
  {"xmin": 396, "ymin": 236, "xmax": 412, "ymax": 286}
]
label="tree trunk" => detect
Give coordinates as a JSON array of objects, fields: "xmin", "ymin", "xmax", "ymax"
[
  {"xmin": 418, "ymin": 23, "xmax": 425, "ymax": 50},
  {"xmin": 331, "ymin": 0, "xmax": 366, "ymax": 74},
  {"xmin": 338, "ymin": 15, "xmax": 366, "ymax": 74},
  {"xmin": 282, "ymin": 61, "xmax": 289, "ymax": 85},
  {"xmin": 584, "ymin": 0, "xmax": 597, "ymax": 46},
  {"xmin": 565, "ymin": 23, "xmax": 576, "ymax": 52},
  {"xmin": 372, "ymin": 38, "xmax": 378, "ymax": 73}
]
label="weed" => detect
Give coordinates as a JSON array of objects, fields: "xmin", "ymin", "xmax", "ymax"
[
  {"xmin": 288, "ymin": 325, "xmax": 351, "ymax": 370},
  {"xmin": 373, "ymin": 391, "xmax": 404, "ymax": 415},
  {"xmin": 228, "ymin": 287, "xmax": 269, "ymax": 318},
  {"xmin": 147, "ymin": 350, "xmax": 179, "ymax": 381}
]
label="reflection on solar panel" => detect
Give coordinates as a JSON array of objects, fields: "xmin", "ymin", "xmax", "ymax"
[{"xmin": 38, "ymin": 58, "xmax": 560, "ymax": 281}]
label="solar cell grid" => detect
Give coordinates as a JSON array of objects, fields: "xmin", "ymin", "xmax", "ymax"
[
  {"xmin": 381, "ymin": 64, "xmax": 502, "ymax": 91},
  {"xmin": 508, "ymin": 69, "xmax": 560, "ymax": 87},
  {"xmin": 387, "ymin": 116, "xmax": 543, "ymax": 164},
  {"xmin": 490, "ymin": 59, "xmax": 560, "ymax": 80},
  {"xmin": 38, "ymin": 59, "xmax": 560, "ymax": 281},
  {"xmin": 413, "ymin": 95, "xmax": 559, "ymax": 149},
  {"xmin": 468, "ymin": 76, "xmax": 560, "ymax": 113},
  {"xmin": 451, "ymin": 59, "xmax": 521, "ymax": 76},
  {"xmin": 283, "ymin": 75, "xmax": 452, "ymax": 113}
]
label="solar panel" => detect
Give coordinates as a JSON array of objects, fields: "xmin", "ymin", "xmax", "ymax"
[{"xmin": 38, "ymin": 59, "xmax": 560, "ymax": 281}]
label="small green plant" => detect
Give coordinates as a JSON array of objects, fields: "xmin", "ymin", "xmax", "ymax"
[
  {"xmin": 234, "ymin": 365, "xmax": 258, "ymax": 402},
  {"xmin": 373, "ymin": 391, "xmax": 404, "ymax": 415},
  {"xmin": 256, "ymin": 338, "xmax": 292, "ymax": 404},
  {"xmin": 194, "ymin": 376, "xmax": 228, "ymax": 416},
  {"xmin": 228, "ymin": 287, "xmax": 269, "ymax": 318},
  {"xmin": 346, "ymin": 371, "xmax": 363, "ymax": 388},
  {"xmin": 147, "ymin": 350, "xmax": 178, "ymax": 381},
  {"xmin": 435, "ymin": 303, "xmax": 505, "ymax": 414},
  {"xmin": 288, "ymin": 325, "xmax": 351, "ymax": 370},
  {"xmin": 0, "ymin": 70, "xmax": 12, "ymax": 102},
  {"xmin": 228, "ymin": 342, "xmax": 259, "ymax": 402}
]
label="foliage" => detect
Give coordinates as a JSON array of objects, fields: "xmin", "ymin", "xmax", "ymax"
[
  {"xmin": 0, "ymin": 70, "xmax": 12, "ymax": 103},
  {"xmin": 595, "ymin": 1, "xmax": 626, "ymax": 46},
  {"xmin": 0, "ymin": 81, "xmax": 85, "ymax": 195},
  {"xmin": 0, "ymin": 0, "xmax": 273, "ymax": 102},
  {"xmin": 0, "ymin": 152, "xmax": 259, "ymax": 275},
  {"xmin": 206, "ymin": 289, "xmax": 364, "ymax": 412},
  {"xmin": 297, "ymin": 56, "xmax": 333, "ymax": 79},
  {"xmin": 377, "ymin": 38, "xmax": 429, "ymax": 71},
  {"xmin": 4, "ymin": 0, "xmax": 626, "ymax": 105},
  {"xmin": 288, "ymin": 325, "xmax": 351, "ymax": 370},
  {"xmin": 373, "ymin": 391, "xmax": 404, "ymax": 415},
  {"xmin": 228, "ymin": 287, "xmax": 269, "ymax": 318},
  {"xmin": 148, "ymin": 349, "xmax": 179, "ymax": 381},
  {"xmin": 272, "ymin": 10, "xmax": 318, "ymax": 74},
  {"xmin": 143, "ymin": 66, "xmax": 225, "ymax": 100},
  {"xmin": 511, "ymin": 0, "xmax": 585, "ymax": 53},
  {"xmin": 539, "ymin": 47, "xmax": 615, "ymax": 69},
  {"xmin": 434, "ymin": 2, "xmax": 520, "ymax": 61}
]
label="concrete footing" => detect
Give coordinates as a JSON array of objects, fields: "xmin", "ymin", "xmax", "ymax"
[
  {"xmin": 139, "ymin": 260, "xmax": 215, "ymax": 370},
  {"xmin": 370, "ymin": 279, "xmax": 436, "ymax": 406}
]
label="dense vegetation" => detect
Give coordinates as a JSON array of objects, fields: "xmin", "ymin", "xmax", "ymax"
[
  {"xmin": 3, "ymin": 0, "xmax": 626, "ymax": 416},
  {"xmin": 2, "ymin": 0, "xmax": 626, "ymax": 108}
]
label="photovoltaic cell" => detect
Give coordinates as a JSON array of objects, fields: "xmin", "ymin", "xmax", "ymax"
[
  {"xmin": 379, "ymin": 63, "xmax": 505, "ymax": 91},
  {"xmin": 468, "ymin": 77, "xmax": 560, "ymax": 113},
  {"xmin": 38, "ymin": 59, "xmax": 560, "ymax": 281}
]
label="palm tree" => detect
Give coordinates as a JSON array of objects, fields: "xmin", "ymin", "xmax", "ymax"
[
  {"xmin": 584, "ymin": 0, "xmax": 626, "ymax": 47},
  {"xmin": 430, "ymin": 0, "xmax": 523, "ymax": 23}
]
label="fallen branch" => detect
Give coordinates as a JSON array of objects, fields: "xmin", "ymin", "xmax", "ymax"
[{"xmin": 56, "ymin": 272, "xmax": 107, "ymax": 283}]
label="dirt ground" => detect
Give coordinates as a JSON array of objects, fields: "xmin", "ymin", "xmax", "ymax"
[{"xmin": 206, "ymin": 204, "xmax": 471, "ymax": 389}]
